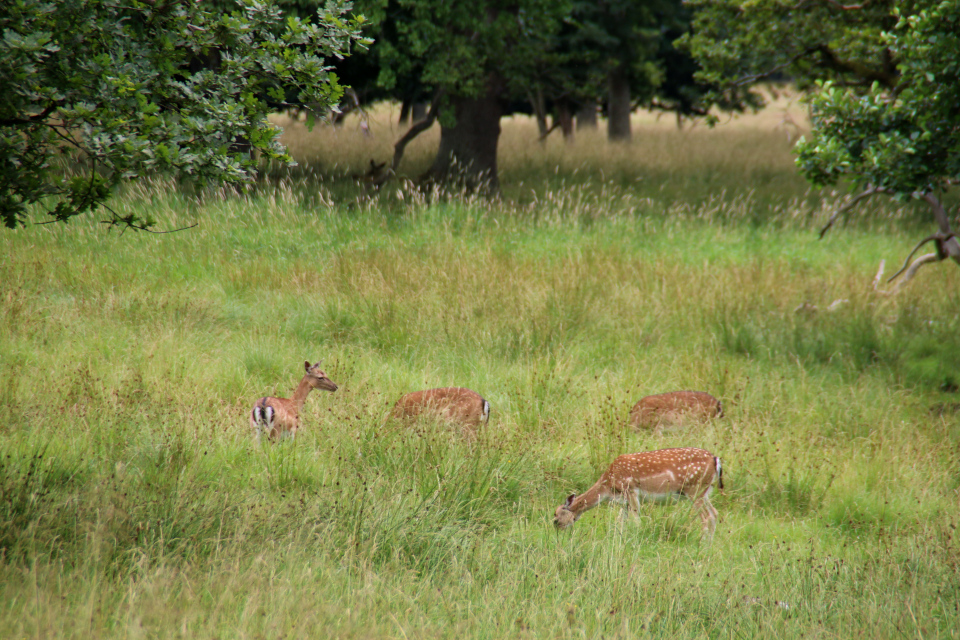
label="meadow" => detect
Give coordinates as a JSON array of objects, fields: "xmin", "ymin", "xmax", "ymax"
[{"xmin": 2, "ymin": 95, "xmax": 960, "ymax": 639}]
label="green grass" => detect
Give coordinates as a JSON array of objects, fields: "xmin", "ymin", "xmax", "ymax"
[{"xmin": 2, "ymin": 112, "xmax": 960, "ymax": 638}]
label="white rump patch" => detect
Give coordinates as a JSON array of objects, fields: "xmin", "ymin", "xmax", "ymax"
[
  {"xmin": 253, "ymin": 405, "xmax": 276, "ymax": 440},
  {"xmin": 482, "ymin": 400, "xmax": 490, "ymax": 422}
]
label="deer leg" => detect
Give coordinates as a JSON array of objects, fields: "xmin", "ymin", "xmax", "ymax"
[
  {"xmin": 626, "ymin": 490, "xmax": 642, "ymax": 521},
  {"xmin": 694, "ymin": 496, "xmax": 717, "ymax": 538}
]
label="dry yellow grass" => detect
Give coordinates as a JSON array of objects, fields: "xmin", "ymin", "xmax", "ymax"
[{"xmin": 269, "ymin": 88, "xmax": 811, "ymax": 185}]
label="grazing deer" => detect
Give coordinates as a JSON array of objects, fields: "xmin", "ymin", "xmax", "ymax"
[
  {"xmin": 629, "ymin": 391, "xmax": 722, "ymax": 433},
  {"xmin": 389, "ymin": 387, "xmax": 490, "ymax": 437},
  {"xmin": 250, "ymin": 361, "xmax": 338, "ymax": 442},
  {"xmin": 553, "ymin": 448, "xmax": 723, "ymax": 537}
]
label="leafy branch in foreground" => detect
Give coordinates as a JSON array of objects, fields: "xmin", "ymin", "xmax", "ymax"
[
  {"xmin": 798, "ymin": 2, "xmax": 960, "ymax": 286},
  {"xmin": 685, "ymin": 0, "xmax": 960, "ymax": 288},
  {"xmin": 0, "ymin": 0, "xmax": 368, "ymax": 230}
]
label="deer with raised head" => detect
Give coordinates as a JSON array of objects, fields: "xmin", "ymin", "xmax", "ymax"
[
  {"xmin": 629, "ymin": 391, "xmax": 722, "ymax": 433},
  {"xmin": 250, "ymin": 361, "xmax": 338, "ymax": 442},
  {"xmin": 553, "ymin": 447, "xmax": 723, "ymax": 537},
  {"xmin": 389, "ymin": 387, "xmax": 490, "ymax": 437}
]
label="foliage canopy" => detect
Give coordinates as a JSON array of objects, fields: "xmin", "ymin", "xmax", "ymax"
[{"xmin": 0, "ymin": 0, "xmax": 367, "ymax": 229}]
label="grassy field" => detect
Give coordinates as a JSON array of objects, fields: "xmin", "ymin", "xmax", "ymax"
[{"xmin": 2, "ymin": 99, "xmax": 960, "ymax": 639}]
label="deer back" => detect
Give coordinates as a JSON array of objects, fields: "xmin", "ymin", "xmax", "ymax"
[
  {"xmin": 606, "ymin": 447, "xmax": 719, "ymax": 499},
  {"xmin": 390, "ymin": 387, "xmax": 490, "ymax": 427},
  {"xmin": 629, "ymin": 391, "xmax": 722, "ymax": 430}
]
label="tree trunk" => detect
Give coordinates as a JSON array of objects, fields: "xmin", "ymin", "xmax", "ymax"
[
  {"xmin": 411, "ymin": 101, "xmax": 428, "ymax": 123},
  {"xmin": 422, "ymin": 81, "xmax": 503, "ymax": 193},
  {"xmin": 556, "ymin": 99, "xmax": 575, "ymax": 143},
  {"xmin": 576, "ymin": 102, "xmax": 597, "ymax": 130},
  {"xmin": 529, "ymin": 88, "xmax": 549, "ymax": 142},
  {"xmin": 607, "ymin": 64, "xmax": 632, "ymax": 142},
  {"xmin": 400, "ymin": 100, "xmax": 429, "ymax": 127}
]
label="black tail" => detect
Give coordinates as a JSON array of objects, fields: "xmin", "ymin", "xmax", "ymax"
[{"xmin": 715, "ymin": 456, "xmax": 724, "ymax": 490}]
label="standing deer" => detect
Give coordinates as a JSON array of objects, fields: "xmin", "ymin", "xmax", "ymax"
[
  {"xmin": 629, "ymin": 391, "xmax": 722, "ymax": 433},
  {"xmin": 389, "ymin": 387, "xmax": 490, "ymax": 437},
  {"xmin": 553, "ymin": 447, "xmax": 723, "ymax": 537},
  {"xmin": 250, "ymin": 361, "xmax": 338, "ymax": 442}
]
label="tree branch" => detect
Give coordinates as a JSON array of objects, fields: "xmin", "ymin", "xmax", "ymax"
[
  {"xmin": 537, "ymin": 121, "xmax": 561, "ymax": 142},
  {"xmin": 733, "ymin": 52, "xmax": 812, "ymax": 88},
  {"xmin": 887, "ymin": 232, "xmax": 957, "ymax": 283},
  {"xmin": 794, "ymin": 0, "xmax": 872, "ymax": 10},
  {"xmin": 827, "ymin": 189, "xmax": 958, "ymax": 293},
  {"xmin": 0, "ymin": 104, "xmax": 59, "ymax": 127},
  {"xmin": 815, "ymin": 45, "xmax": 898, "ymax": 88},
  {"xmin": 819, "ymin": 185, "xmax": 882, "ymax": 238},
  {"xmin": 648, "ymin": 99, "xmax": 710, "ymax": 118},
  {"xmin": 371, "ymin": 88, "xmax": 445, "ymax": 189}
]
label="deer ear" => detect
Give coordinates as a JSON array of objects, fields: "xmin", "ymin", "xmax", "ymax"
[
  {"xmin": 304, "ymin": 361, "xmax": 311, "ymax": 371},
  {"xmin": 564, "ymin": 493, "xmax": 576, "ymax": 508}
]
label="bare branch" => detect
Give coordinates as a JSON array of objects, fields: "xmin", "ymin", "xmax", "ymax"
[
  {"xmin": 648, "ymin": 99, "xmax": 710, "ymax": 118},
  {"xmin": 733, "ymin": 52, "xmax": 811, "ymax": 88},
  {"xmin": 887, "ymin": 232, "xmax": 957, "ymax": 283},
  {"xmin": 538, "ymin": 121, "xmax": 561, "ymax": 142},
  {"xmin": 919, "ymin": 192, "xmax": 955, "ymax": 234},
  {"xmin": 885, "ymin": 253, "xmax": 940, "ymax": 292},
  {"xmin": 371, "ymin": 89, "xmax": 445, "ymax": 189},
  {"xmin": 872, "ymin": 260, "xmax": 886, "ymax": 291},
  {"xmin": 794, "ymin": 0, "xmax": 871, "ymax": 10},
  {"xmin": 819, "ymin": 185, "xmax": 882, "ymax": 238}
]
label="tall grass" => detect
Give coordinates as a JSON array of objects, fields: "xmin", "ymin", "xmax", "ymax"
[{"xmin": 2, "ymin": 101, "xmax": 960, "ymax": 638}]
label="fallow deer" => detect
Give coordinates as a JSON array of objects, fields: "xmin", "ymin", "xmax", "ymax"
[
  {"xmin": 553, "ymin": 447, "xmax": 723, "ymax": 537},
  {"xmin": 389, "ymin": 387, "xmax": 490, "ymax": 437},
  {"xmin": 629, "ymin": 390, "xmax": 722, "ymax": 433},
  {"xmin": 250, "ymin": 361, "xmax": 338, "ymax": 442}
]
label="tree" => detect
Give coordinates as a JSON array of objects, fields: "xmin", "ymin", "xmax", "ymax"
[
  {"xmin": 562, "ymin": 0, "xmax": 726, "ymax": 142},
  {"xmin": 683, "ymin": 0, "xmax": 960, "ymax": 288},
  {"xmin": 332, "ymin": 0, "xmax": 573, "ymax": 192},
  {"xmin": 1, "ymin": 0, "xmax": 367, "ymax": 229},
  {"xmin": 343, "ymin": 0, "xmax": 722, "ymax": 188}
]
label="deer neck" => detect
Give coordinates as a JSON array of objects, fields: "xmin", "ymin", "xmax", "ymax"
[
  {"xmin": 570, "ymin": 482, "xmax": 611, "ymax": 517},
  {"xmin": 290, "ymin": 376, "xmax": 315, "ymax": 413}
]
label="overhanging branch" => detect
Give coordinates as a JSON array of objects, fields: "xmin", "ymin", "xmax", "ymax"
[
  {"xmin": 0, "ymin": 104, "xmax": 59, "ymax": 127},
  {"xmin": 819, "ymin": 184, "xmax": 882, "ymax": 238}
]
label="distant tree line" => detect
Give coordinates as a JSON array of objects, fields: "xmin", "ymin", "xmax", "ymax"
[{"xmin": 285, "ymin": 0, "xmax": 739, "ymax": 191}]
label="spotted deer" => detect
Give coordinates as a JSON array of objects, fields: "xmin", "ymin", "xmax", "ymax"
[
  {"xmin": 553, "ymin": 447, "xmax": 723, "ymax": 537},
  {"xmin": 250, "ymin": 361, "xmax": 338, "ymax": 442},
  {"xmin": 629, "ymin": 391, "xmax": 722, "ymax": 433},
  {"xmin": 389, "ymin": 387, "xmax": 490, "ymax": 437}
]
